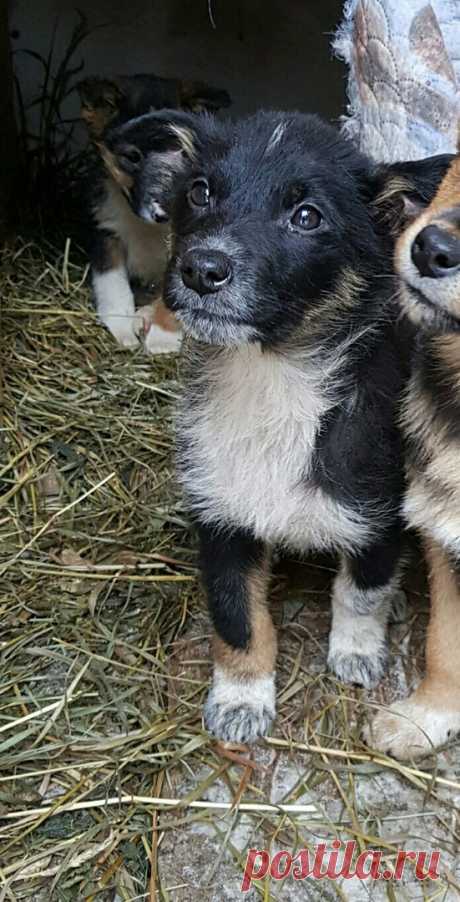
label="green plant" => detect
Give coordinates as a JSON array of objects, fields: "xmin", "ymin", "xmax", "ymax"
[{"xmin": 12, "ymin": 10, "xmax": 92, "ymax": 231}]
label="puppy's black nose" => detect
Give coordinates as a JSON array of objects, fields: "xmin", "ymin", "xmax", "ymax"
[
  {"xmin": 411, "ymin": 225, "xmax": 460, "ymax": 278},
  {"xmin": 180, "ymin": 249, "xmax": 232, "ymax": 295}
]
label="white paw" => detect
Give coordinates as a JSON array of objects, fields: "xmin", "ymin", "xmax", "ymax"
[
  {"xmin": 363, "ymin": 695, "xmax": 460, "ymax": 760},
  {"xmin": 104, "ymin": 314, "xmax": 142, "ymax": 349},
  {"xmin": 94, "ymin": 267, "xmax": 142, "ymax": 349},
  {"xmin": 328, "ymin": 647, "xmax": 388, "ymax": 689},
  {"xmin": 329, "ymin": 563, "xmax": 396, "ymax": 689},
  {"xmin": 144, "ymin": 322, "xmax": 183, "ymax": 355},
  {"xmin": 328, "ymin": 614, "xmax": 388, "ymax": 689},
  {"xmin": 204, "ymin": 669, "xmax": 275, "ymax": 744}
]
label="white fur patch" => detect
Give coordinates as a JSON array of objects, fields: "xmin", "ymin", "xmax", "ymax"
[
  {"xmin": 144, "ymin": 322, "xmax": 183, "ymax": 355},
  {"xmin": 92, "ymin": 267, "xmax": 141, "ymax": 348},
  {"xmin": 95, "ymin": 180, "xmax": 169, "ymax": 284},
  {"xmin": 327, "ymin": 561, "xmax": 401, "ymax": 688},
  {"xmin": 137, "ymin": 200, "xmax": 168, "ymax": 224},
  {"xmin": 204, "ymin": 666, "xmax": 275, "ymax": 743},
  {"xmin": 364, "ymin": 695, "xmax": 460, "ymax": 760},
  {"xmin": 178, "ymin": 343, "xmax": 371, "ymax": 554},
  {"xmin": 265, "ymin": 122, "xmax": 287, "ymax": 154}
]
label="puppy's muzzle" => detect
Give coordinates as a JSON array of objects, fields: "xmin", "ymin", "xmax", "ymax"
[
  {"xmin": 180, "ymin": 248, "xmax": 233, "ymax": 296},
  {"xmin": 411, "ymin": 225, "xmax": 460, "ymax": 279}
]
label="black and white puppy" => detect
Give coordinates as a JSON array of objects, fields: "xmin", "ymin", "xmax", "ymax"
[{"xmin": 105, "ymin": 110, "xmax": 452, "ymax": 742}]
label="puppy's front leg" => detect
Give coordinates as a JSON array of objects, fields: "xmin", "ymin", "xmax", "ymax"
[
  {"xmin": 198, "ymin": 524, "xmax": 276, "ymax": 744},
  {"xmin": 365, "ymin": 538, "xmax": 460, "ymax": 759},
  {"xmin": 328, "ymin": 532, "xmax": 405, "ymax": 689},
  {"xmin": 91, "ymin": 232, "xmax": 141, "ymax": 348}
]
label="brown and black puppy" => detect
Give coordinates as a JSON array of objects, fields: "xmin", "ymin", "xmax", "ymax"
[
  {"xmin": 366, "ymin": 156, "xmax": 460, "ymax": 759},
  {"xmin": 78, "ymin": 73, "xmax": 230, "ymax": 352}
]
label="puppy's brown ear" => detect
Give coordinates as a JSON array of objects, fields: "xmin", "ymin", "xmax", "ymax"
[
  {"xmin": 371, "ymin": 154, "xmax": 455, "ymax": 235},
  {"xmin": 77, "ymin": 77, "xmax": 123, "ymax": 138},
  {"xmin": 179, "ymin": 79, "xmax": 231, "ymax": 113}
]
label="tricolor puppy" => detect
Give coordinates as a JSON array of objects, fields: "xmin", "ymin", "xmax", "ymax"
[
  {"xmin": 366, "ymin": 155, "xmax": 460, "ymax": 759},
  {"xmin": 78, "ymin": 74, "xmax": 230, "ymax": 352},
  {"xmin": 105, "ymin": 109, "xmax": 452, "ymax": 743}
]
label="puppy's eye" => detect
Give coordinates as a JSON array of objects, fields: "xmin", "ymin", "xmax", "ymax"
[
  {"xmin": 290, "ymin": 205, "xmax": 322, "ymax": 231},
  {"xmin": 117, "ymin": 144, "xmax": 143, "ymax": 170},
  {"xmin": 188, "ymin": 179, "xmax": 210, "ymax": 208}
]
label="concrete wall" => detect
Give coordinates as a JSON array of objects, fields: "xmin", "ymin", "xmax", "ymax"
[{"xmin": 10, "ymin": 0, "xmax": 346, "ymax": 133}]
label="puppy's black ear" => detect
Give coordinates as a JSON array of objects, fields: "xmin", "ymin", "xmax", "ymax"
[
  {"xmin": 371, "ymin": 154, "xmax": 455, "ymax": 235},
  {"xmin": 179, "ymin": 79, "xmax": 231, "ymax": 113},
  {"xmin": 77, "ymin": 77, "xmax": 123, "ymax": 138},
  {"xmin": 102, "ymin": 110, "xmax": 200, "ymax": 221},
  {"xmin": 97, "ymin": 140, "xmax": 143, "ymax": 195}
]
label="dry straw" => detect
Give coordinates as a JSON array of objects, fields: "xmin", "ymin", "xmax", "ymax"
[{"xmin": 1, "ymin": 239, "xmax": 460, "ymax": 899}]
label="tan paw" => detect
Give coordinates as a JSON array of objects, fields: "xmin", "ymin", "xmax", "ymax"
[{"xmin": 363, "ymin": 695, "xmax": 460, "ymax": 760}]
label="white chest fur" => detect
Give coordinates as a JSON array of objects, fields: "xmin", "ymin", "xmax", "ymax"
[
  {"xmin": 178, "ymin": 344, "xmax": 369, "ymax": 553},
  {"xmin": 95, "ymin": 181, "xmax": 170, "ymax": 284}
]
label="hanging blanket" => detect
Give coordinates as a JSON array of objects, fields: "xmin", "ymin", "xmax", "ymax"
[{"xmin": 334, "ymin": 0, "xmax": 460, "ymax": 161}]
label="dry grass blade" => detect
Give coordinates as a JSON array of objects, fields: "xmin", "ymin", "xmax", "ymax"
[
  {"xmin": 265, "ymin": 737, "xmax": 460, "ymax": 792},
  {"xmin": 2, "ymin": 795, "xmax": 320, "ymax": 821}
]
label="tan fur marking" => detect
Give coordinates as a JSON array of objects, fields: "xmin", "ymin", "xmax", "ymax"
[
  {"xmin": 212, "ymin": 558, "xmax": 276, "ymax": 681},
  {"xmin": 301, "ymin": 266, "xmax": 368, "ymax": 334},
  {"xmin": 78, "ymin": 77, "xmax": 122, "ymax": 139},
  {"xmin": 429, "ymin": 443, "xmax": 460, "ymax": 491},
  {"xmin": 414, "ymin": 539, "xmax": 460, "ymax": 706},
  {"xmin": 99, "ymin": 234, "xmax": 125, "ymax": 272},
  {"xmin": 427, "ymin": 156, "xmax": 460, "ymax": 213},
  {"xmin": 435, "ymin": 332, "xmax": 460, "ymax": 374},
  {"xmin": 373, "ymin": 176, "xmax": 415, "ymax": 234},
  {"xmin": 403, "ymin": 334, "xmax": 460, "ymax": 475},
  {"xmin": 364, "ymin": 538, "xmax": 460, "ymax": 758},
  {"xmin": 97, "ymin": 144, "xmax": 133, "ymax": 193},
  {"xmin": 169, "ymin": 124, "xmax": 196, "ymax": 160},
  {"xmin": 419, "ymin": 335, "xmax": 460, "ymax": 500},
  {"xmin": 375, "ymin": 175, "xmax": 414, "ymax": 208},
  {"xmin": 152, "ymin": 297, "xmax": 182, "ymax": 334}
]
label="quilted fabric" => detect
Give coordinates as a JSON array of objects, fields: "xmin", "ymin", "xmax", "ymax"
[{"xmin": 334, "ymin": 0, "xmax": 460, "ymax": 161}]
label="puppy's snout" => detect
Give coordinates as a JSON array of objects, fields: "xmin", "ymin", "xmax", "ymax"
[
  {"xmin": 180, "ymin": 249, "xmax": 233, "ymax": 296},
  {"xmin": 411, "ymin": 225, "xmax": 460, "ymax": 279}
]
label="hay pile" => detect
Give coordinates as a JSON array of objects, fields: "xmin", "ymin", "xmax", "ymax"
[{"xmin": 1, "ymin": 239, "xmax": 460, "ymax": 900}]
